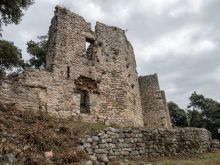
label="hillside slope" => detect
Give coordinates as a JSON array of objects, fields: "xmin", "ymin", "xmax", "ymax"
[{"xmin": 0, "ymin": 103, "xmax": 106, "ymax": 165}]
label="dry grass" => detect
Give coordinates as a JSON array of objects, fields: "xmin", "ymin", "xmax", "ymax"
[
  {"xmin": 0, "ymin": 102, "xmax": 106, "ymax": 165},
  {"xmin": 152, "ymin": 152, "xmax": 220, "ymax": 165},
  {"xmin": 109, "ymin": 152, "xmax": 220, "ymax": 165}
]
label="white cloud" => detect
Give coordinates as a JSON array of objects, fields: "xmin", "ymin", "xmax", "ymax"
[
  {"xmin": 68, "ymin": 0, "xmax": 105, "ymax": 21},
  {"xmin": 169, "ymin": 0, "xmax": 208, "ymax": 17},
  {"xmin": 192, "ymin": 39, "xmax": 216, "ymax": 54},
  {"xmin": 135, "ymin": 25, "xmax": 216, "ymax": 61},
  {"xmin": 138, "ymin": 0, "xmax": 179, "ymax": 14},
  {"xmin": 212, "ymin": 67, "xmax": 220, "ymax": 82},
  {"xmin": 128, "ymin": 0, "xmax": 208, "ymax": 16}
]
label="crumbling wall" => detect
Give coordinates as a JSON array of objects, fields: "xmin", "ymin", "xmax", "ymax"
[
  {"xmin": 0, "ymin": 69, "xmax": 50, "ymax": 112},
  {"xmin": 44, "ymin": 6, "xmax": 144, "ymax": 127},
  {"xmin": 0, "ymin": 6, "xmax": 144, "ymax": 127},
  {"xmin": 139, "ymin": 74, "xmax": 171, "ymax": 128},
  {"xmin": 161, "ymin": 90, "xmax": 172, "ymax": 128},
  {"xmin": 82, "ymin": 127, "xmax": 212, "ymax": 163},
  {"xmin": 94, "ymin": 22, "xmax": 143, "ymax": 127},
  {"xmin": 0, "ymin": 6, "xmax": 172, "ymax": 128}
]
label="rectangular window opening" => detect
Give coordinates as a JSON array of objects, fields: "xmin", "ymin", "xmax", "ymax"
[
  {"xmin": 80, "ymin": 90, "xmax": 90, "ymax": 113},
  {"xmin": 85, "ymin": 37, "xmax": 95, "ymax": 60},
  {"xmin": 67, "ymin": 66, "xmax": 70, "ymax": 78}
]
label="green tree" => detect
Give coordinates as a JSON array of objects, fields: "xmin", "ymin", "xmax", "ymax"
[
  {"xmin": 188, "ymin": 92, "xmax": 220, "ymax": 139},
  {"xmin": 187, "ymin": 110, "xmax": 205, "ymax": 128},
  {"xmin": 0, "ymin": 40, "xmax": 24, "ymax": 77},
  {"xmin": 0, "ymin": 0, "xmax": 34, "ymax": 35},
  {"xmin": 26, "ymin": 36, "xmax": 47, "ymax": 69},
  {"xmin": 168, "ymin": 101, "xmax": 188, "ymax": 127}
]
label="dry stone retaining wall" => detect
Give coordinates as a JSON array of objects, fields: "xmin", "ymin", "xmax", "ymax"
[{"xmin": 82, "ymin": 127, "xmax": 212, "ymax": 163}]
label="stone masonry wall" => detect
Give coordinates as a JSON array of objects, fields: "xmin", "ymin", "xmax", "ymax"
[
  {"xmin": 139, "ymin": 74, "xmax": 171, "ymax": 128},
  {"xmin": 161, "ymin": 90, "xmax": 172, "ymax": 128},
  {"xmin": 45, "ymin": 6, "xmax": 144, "ymax": 127},
  {"xmin": 0, "ymin": 6, "xmax": 144, "ymax": 127},
  {"xmin": 82, "ymin": 127, "xmax": 212, "ymax": 163},
  {"xmin": 0, "ymin": 69, "xmax": 51, "ymax": 112},
  {"xmin": 0, "ymin": 6, "xmax": 173, "ymax": 128},
  {"xmin": 94, "ymin": 22, "xmax": 143, "ymax": 127}
]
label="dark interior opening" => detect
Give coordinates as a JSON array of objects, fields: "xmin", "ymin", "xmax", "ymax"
[
  {"xmin": 67, "ymin": 66, "xmax": 70, "ymax": 78},
  {"xmin": 80, "ymin": 90, "xmax": 90, "ymax": 113}
]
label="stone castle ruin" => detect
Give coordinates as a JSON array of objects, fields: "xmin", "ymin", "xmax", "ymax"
[
  {"xmin": 0, "ymin": 6, "xmax": 171, "ymax": 128},
  {"xmin": 1, "ymin": 7, "xmax": 219, "ymax": 162}
]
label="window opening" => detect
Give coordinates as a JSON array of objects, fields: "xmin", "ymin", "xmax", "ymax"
[
  {"xmin": 85, "ymin": 38, "xmax": 95, "ymax": 60},
  {"xmin": 80, "ymin": 90, "xmax": 90, "ymax": 113}
]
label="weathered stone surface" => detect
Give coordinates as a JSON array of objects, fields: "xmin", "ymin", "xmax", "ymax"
[
  {"xmin": 97, "ymin": 154, "xmax": 109, "ymax": 162},
  {"xmin": 139, "ymin": 74, "xmax": 172, "ymax": 128},
  {"xmin": 0, "ymin": 6, "xmax": 172, "ymax": 128},
  {"xmin": 212, "ymin": 139, "xmax": 220, "ymax": 149},
  {"xmin": 85, "ymin": 160, "xmax": 93, "ymax": 165}
]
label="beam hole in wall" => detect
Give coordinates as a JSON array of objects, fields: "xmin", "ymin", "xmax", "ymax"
[
  {"xmin": 80, "ymin": 90, "xmax": 90, "ymax": 113},
  {"xmin": 50, "ymin": 64, "xmax": 54, "ymax": 72}
]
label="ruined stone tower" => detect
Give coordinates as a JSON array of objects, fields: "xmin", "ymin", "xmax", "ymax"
[
  {"xmin": 139, "ymin": 74, "xmax": 172, "ymax": 128},
  {"xmin": 0, "ymin": 6, "xmax": 171, "ymax": 128}
]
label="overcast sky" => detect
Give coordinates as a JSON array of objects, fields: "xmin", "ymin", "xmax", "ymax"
[{"xmin": 2, "ymin": 0, "xmax": 220, "ymax": 108}]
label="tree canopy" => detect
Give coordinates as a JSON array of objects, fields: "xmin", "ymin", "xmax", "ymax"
[
  {"xmin": 169, "ymin": 92, "xmax": 220, "ymax": 140},
  {"xmin": 0, "ymin": 0, "xmax": 34, "ymax": 35},
  {"xmin": 168, "ymin": 101, "xmax": 188, "ymax": 127},
  {"xmin": 0, "ymin": 40, "xmax": 24, "ymax": 77},
  {"xmin": 188, "ymin": 92, "xmax": 220, "ymax": 139},
  {"xmin": 26, "ymin": 35, "xmax": 47, "ymax": 69}
]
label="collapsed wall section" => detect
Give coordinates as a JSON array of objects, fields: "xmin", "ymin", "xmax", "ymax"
[
  {"xmin": 138, "ymin": 74, "xmax": 171, "ymax": 128},
  {"xmin": 0, "ymin": 69, "xmax": 51, "ymax": 112}
]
